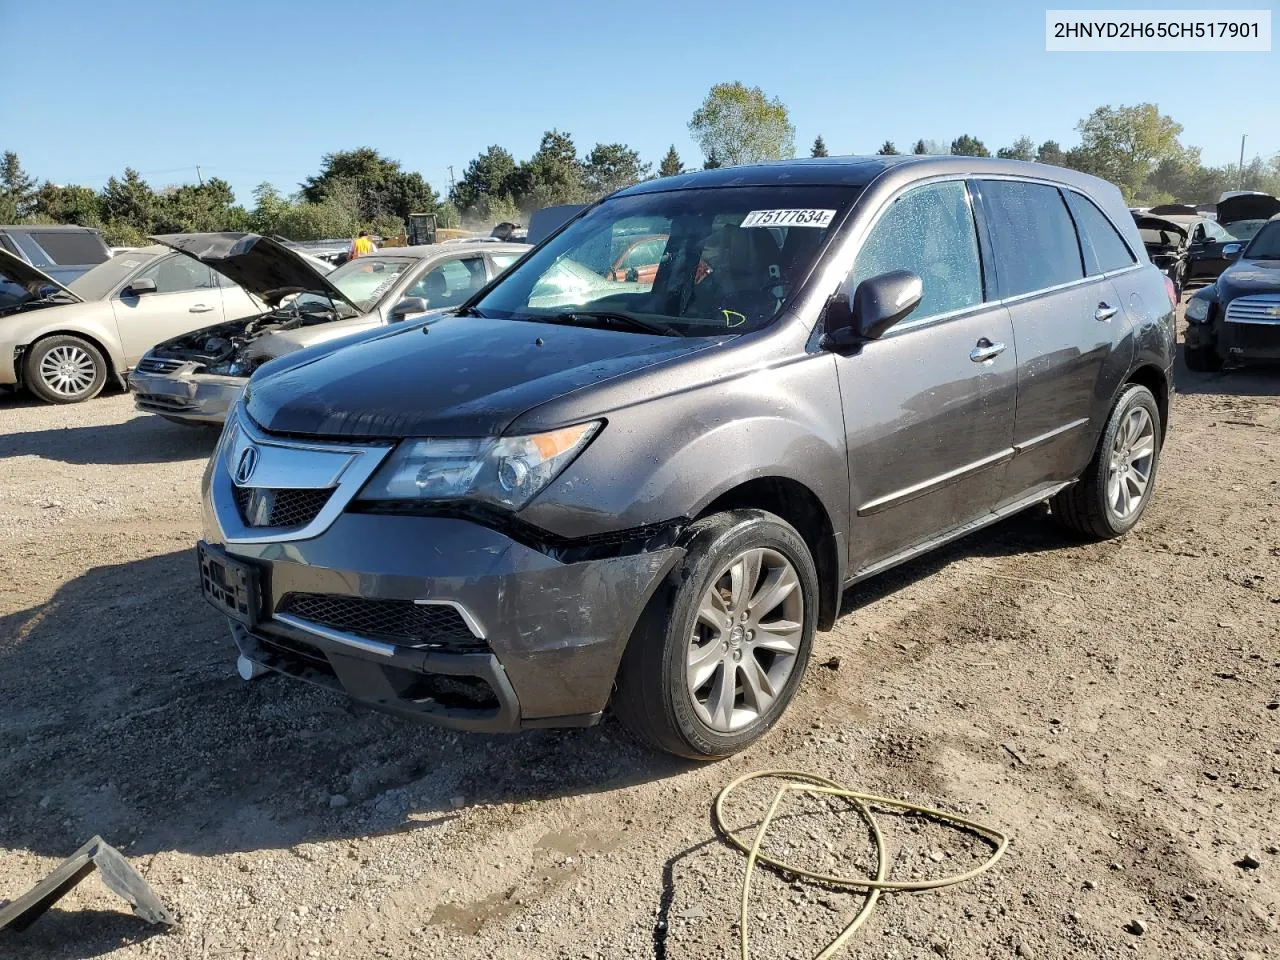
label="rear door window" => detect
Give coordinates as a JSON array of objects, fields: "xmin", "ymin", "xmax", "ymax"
[
  {"xmin": 29, "ymin": 230, "xmax": 108, "ymax": 265},
  {"xmin": 980, "ymin": 180, "xmax": 1085, "ymax": 296},
  {"xmin": 1062, "ymin": 191, "xmax": 1136, "ymax": 275},
  {"xmin": 848, "ymin": 180, "xmax": 984, "ymax": 322}
]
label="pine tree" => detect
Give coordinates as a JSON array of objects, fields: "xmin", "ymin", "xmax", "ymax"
[
  {"xmin": 659, "ymin": 145, "xmax": 683, "ymax": 177},
  {"xmin": 912, "ymin": 139, "xmax": 928, "ymax": 155},
  {"xmin": 810, "ymin": 135, "xmax": 828, "ymax": 158},
  {"xmin": 877, "ymin": 141, "xmax": 899, "ymax": 155},
  {"xmin": 703, "ymin": 150, "xmax": 722, "ymax": 170}
]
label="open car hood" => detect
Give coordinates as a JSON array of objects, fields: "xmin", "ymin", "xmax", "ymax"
[
  {"xmin": 1217, "ymin": 193, "xmax": 1280, "ymax": 226},
  {"xmin": 149, "ymin": 233, "xmax": 359, "ymax": 311},
  {"xmin": 1133, "ymin": 214, "xmax": 1188, "ymax": 239},
  {"xmin": 0, "ymin": 247, "xmax": 82, "ymax": 303}
]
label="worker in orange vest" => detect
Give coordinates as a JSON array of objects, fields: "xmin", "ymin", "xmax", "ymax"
[{"xmin": 349, "ymin": 230, "xmax": 377, "ymax": 259}]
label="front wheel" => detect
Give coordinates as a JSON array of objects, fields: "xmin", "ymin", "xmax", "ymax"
[
  {"xmin": 613, "ymin": 509, "xmax": 818, "ymax": 759},
  {"xmin": 25, "ymin": 334, "xmax": 108, "ymax": 404},
  {"xmin": 1052, "ymin": 384, "xmax": 1161, "ymax": 540}
]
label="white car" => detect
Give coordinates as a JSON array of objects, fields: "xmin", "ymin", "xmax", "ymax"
[{"xmin": 0, "ymin": 245, "xmax": 284, "ymax": 404}]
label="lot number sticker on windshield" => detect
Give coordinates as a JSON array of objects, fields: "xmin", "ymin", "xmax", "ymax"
[{"xmin": 741, "ymin": 209, "xmax": 836, "ymax": 228}]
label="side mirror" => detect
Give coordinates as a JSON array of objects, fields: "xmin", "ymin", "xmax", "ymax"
[
  {"xmin": 819, "ymin": 270, "xmax": 923, "ymax": 352},
  {"xmin": 1223, "ymin": 243, "xmax": 1243, "ymax": 260},
  {"xmin": 853, "ymin": 270, "xmax": 923, "ymax": 339},
  {"xmin": 389, "ymin": 296, "xmax": 428, "ymax": 321},
  {"xmin": 128, "ymin": 278, "xmax": 157, "ymax": 295}
]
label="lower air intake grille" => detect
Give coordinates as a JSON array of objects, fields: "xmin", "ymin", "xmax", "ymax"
[
  {"xmin": 276, "ymin": 593, "xmax": 485, "ymax": 652},
  {"xmin": 233, "ymin": 486, "xmax": 333, "ymax": 528}
]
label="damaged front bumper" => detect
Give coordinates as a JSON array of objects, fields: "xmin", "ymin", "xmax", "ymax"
[
  {"xmin": 129, "ymin": 360, "xmax": 245, "ymax": 424},
  {"xmin": 199, "ymin": 415, "xmax": 684, "ymax": 731}
]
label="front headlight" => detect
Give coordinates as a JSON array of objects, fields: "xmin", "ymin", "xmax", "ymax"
[
  {"xmin": 359, "ymin": 421, "xmax": 602, "ymax": 510},
  {"xmin": 1185, "ymin": 298, "xmax": 1210, "ymax": 322}
]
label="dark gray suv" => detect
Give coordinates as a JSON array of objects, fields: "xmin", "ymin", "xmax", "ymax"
[{"xmin": 197, "ymin": 156, "xmax": 1175, "ymax": 759}]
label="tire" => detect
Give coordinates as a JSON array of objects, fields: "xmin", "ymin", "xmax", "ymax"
[
  {"xmin": 1183, "ymin": 340, "xmax": 1223, "ymax": 373},
  {"xmin": 24, "ymin": 335, "xmax": 108, "ymax": 404},
  {"xmin": 1052, "ymin": 384, "xmax": 1162, "ymax": 540},
  {"xmin": 613, "ymin": 509, "xmax": 818, "ymax": 760}
]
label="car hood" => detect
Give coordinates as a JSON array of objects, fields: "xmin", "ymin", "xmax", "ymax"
[
  {"xmin": 1218, "ymin": 257, "xmax": 1280, "ymax": 299},
  {"xmin": 1217, "ymin": 194, "xmax": 1280, "ymax": 226},
  {"xmin": 150, "ymin": 233, "xmax": 359, "ymax": 311},
  {"xmin": 0, "ymin": 247, "xmax": 81, "ymax": 304},
  {"xmin": 1133, "ymin": 214, "xmax": 1188, "ymax": 240},
  {"xmin": 245, "ymin": 315, "xmax": 718, "ymax": 438}
]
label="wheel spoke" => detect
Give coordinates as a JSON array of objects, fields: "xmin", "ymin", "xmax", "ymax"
[
  {"xmin": 753, "ymin": 619, "xmax": 802, "ymax": 654},
  {"xmin": 739, "ymin": 654, "xmax": 775, "ymax": 715},
  {"xmin": 1127, "ymin": 440, "xmax": 1154, "ymax": 465},
  {"xmin": 729, "ymin": 550, "xmax": 762, "ymax": 613},
  {"xmin": 696, "ymin": 589, "xmax": 729, "ymax": 631},
  {"xmin": 709, "ymin": 663, "xmax": 738, "ymax": 729},
  {"xmin": 687, "ymin": 640, "xmax": 723, "ymax": 691},
  {"xmin": 747, "ymin": 563, "xmax": 798, "ymax": 621}
]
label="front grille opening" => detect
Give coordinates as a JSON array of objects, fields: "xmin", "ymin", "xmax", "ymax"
[
  {"xmin": 276, "ymin": 593, "xmax": 485, "ymax": 652},
  {"xmin": 233, "ymin": 486, "xmax": 334, "ymax": 528},
  {"xmin": 385, "ymin": 666, "xmax": 500, "ymax": 712}
]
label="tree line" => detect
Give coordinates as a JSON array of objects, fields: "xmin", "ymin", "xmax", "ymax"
[{"xmin": 3, "ymin": 86, "xmax": 1277, "ymax": 247}]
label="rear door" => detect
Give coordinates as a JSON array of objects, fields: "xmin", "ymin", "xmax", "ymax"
[
  {"xmin": 976, "ymin": 179, "xmax": 1135, "ymax": 499},
  {"xmin": 833, "ymin": 178, "xmax": 1018, "ymax": 574},
  {"xmin": 110, "ymin": 254, "xmax": 226, "ymax": 362}
]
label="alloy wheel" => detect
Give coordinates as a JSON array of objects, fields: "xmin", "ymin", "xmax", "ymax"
[
  {"xmin": 686, "ymin": 547, "xmax": 805, "ymax": 733},
  {"xmin": 1106, "ymin": 406, "xmax": 1155, "ymax": 520},
  {"xmin": 39, "ymin": 344, "xmax": 97, "ymax": 398}
]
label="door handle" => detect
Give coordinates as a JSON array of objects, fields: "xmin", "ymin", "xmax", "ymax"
[
  {"xmin": 1094, "ymin": 302, "xmax": 1118, "ymax": 322},
  {"xmin": 189, "ymin": 304, "xmax": 214, "ymax": 313},
  {"xmin": 970, "ymin": 338, "xmax": 1007, "ymax": 363}
]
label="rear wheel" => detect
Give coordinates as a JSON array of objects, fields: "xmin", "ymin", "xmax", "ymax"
[
  {"xmin": 613, "ymin": 509, "xmax": 818, "ymax": 759},
  {"xmin": 1052, "ymin": 384, "xmax": 1161, "ymax": 540},
  {"xmin": 1183, "ymin": 340, "xmax": 1223, "ymax": 373},
  {"xmin": 25, "ymin": 335, "xmax": 108, "ymax": 404}
]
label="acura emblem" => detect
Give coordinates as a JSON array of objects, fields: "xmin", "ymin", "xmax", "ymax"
[{"xmin": 235, "ymin": 445, "xmax": 259, "ymax": 484}]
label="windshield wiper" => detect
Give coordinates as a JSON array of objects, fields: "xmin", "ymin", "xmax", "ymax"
[
  {"xmin": 457, "ymin": 306, "xmax": 488, "ymax": 318},
  {"xmin": 539, "ymin": 311, "xmax": 684, "ymax": 337}
]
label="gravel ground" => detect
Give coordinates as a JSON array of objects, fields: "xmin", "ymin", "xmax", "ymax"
[{"xmin": 1, "ymin": 337, "xmax": 1277, "ymax": 960}]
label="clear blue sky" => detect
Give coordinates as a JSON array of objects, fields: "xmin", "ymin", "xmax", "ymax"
[{"xmin": 1, "ymin": 0, "xmax": 1275, "ymax": 203}]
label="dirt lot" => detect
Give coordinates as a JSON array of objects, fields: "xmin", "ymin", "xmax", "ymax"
[{"xmin": 1, "ymin": 343, "xmax": 1277, "ymax": 960}]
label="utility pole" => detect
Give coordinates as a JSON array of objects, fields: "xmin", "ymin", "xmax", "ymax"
[
  {"xmin": 1237, "ymin": 135, "xmax": 1246, "ymax": 189},
  {"xmin": 196, "ymin": 165, "xmax": 204, "ymax": 186},
  {"xmin": 447, "ymin": 165, "xmax": 456, "ymax": 192}
]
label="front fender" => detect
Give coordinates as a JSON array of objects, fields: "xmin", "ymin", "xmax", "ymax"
[{"xmin": 517, "ymin": 353, "xmax": 849, "ymax": 545}]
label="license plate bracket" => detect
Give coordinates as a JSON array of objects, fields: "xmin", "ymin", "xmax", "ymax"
[{"xmin": 197, "ymin": 541, "xmax": 262, "ymax": 627}]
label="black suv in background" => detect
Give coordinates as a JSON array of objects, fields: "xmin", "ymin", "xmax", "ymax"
[
  {"xmin": 197, "ymin": 156, "xmax": 1175, "ymax": 759},
  {"xmin": 1184, "ymin": 213, "xmax": 1280, "ymax": 370}
]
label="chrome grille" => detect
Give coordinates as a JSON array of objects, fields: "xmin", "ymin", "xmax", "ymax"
[
  {"xmin": 1224, "ymin": 295, "xmax": 1280, "ymax": 325},
  {"xmin": 233, "ymin": 486, "xmax": 334, "ymax": 528},
  {"xmin": 136, "ymin": 356, "xmax": 186, "ymax": 374},
  {"xmin": 276, "ymin": 593, "xmax": 485, "ymax": 651}
]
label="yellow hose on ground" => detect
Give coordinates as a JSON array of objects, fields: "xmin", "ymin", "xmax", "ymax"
[{"xmin": 713, "ymin": 770, "xmax": 1010, "ymax": 960}]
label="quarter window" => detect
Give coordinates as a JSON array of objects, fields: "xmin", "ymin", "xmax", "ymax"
[
  {"xmin": 1062, "ymin": 191, "xmax": 1135, "ymax": 275},
  {"xmin": 848, "ymin": 180, "xmax": 984, "ymax": 322},
  {"xmin": 980, "ymin": 180, "xmax": 1085, "ymax": 296}
]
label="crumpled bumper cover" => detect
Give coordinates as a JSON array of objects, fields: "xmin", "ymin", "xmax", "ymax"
[
  {"xmin": 130, "ymin": 367, "xmax": 244, "ymax": 424},
  {"xmin": 203, "ymin": 505, "xmax": 683, "ymax": 731}
]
